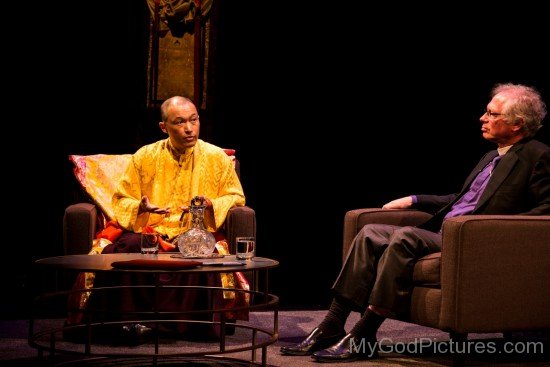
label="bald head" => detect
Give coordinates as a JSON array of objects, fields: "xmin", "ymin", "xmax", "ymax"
[{"xmin": 160, "ymin": 96, "xmax": 195, "ymax": 122}]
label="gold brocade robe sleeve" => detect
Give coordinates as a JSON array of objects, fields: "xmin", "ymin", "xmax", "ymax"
[{"xmin": 112, "ymin": 139, "xmax": 245, "ymax": 240}]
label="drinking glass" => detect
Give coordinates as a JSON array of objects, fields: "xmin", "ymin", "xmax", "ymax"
[
  {"xmin": 141, "ymin": 232, "xmax": 159, "ymax": 255},
  {"xmin": 236, "ymin": 236, "xmax": 255, "ymax": 260}
]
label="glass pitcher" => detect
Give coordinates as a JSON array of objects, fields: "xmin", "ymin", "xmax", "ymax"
[{"xmin": 175, "ymin": 196, "xmax": 216, "ymax": 257}]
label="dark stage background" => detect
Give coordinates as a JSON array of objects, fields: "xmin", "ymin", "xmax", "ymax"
[{"xmin": 4, "ymin": 2, "xmax": 549, "ymax": 317}]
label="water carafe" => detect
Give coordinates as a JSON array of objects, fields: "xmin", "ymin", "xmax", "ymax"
[{"xmin": 175, "ymin": 196, "xmax": 216, "ymax": 257}]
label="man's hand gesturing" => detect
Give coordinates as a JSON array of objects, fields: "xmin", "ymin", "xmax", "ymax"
[{"xmin": 139, "ymin": 195, "xmax": 170, "ymax": 214}]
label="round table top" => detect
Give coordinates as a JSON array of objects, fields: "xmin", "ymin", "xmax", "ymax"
[{"xmin": 34, "ymin": 253, "xmax": 279, "ymax": 273}]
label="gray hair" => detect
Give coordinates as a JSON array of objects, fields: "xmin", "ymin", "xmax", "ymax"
[
  {"xmin": 492, "ymin": 83, "xmax": 547, "ymax": 138},
  {"xmin": 160, "ymin": 96, "xmax": 195, "ymax": 122}
]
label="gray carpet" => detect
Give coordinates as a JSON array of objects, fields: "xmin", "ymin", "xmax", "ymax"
[{"xmin": 1, "ymin": 311, "xmax": 549, "ymax": 366}]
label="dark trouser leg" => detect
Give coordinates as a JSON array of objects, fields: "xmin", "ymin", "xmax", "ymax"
[
  {"xmin": 332, "ymin": 224, "xmax": 402, "ymax": 310},
  {"xmin": 369, "ymin": 226, "xmax": 441, "ymax": 317},
  {"xmin": 280, "ymin": 225, "xmax": 397, "ymax": 357},
  {"xmin": 311, "ymin": 226, "xmax": 441, "ymax": 362}
]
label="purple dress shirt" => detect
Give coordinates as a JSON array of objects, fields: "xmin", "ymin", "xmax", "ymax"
[{"xmin": 443, "ymin": 154, "xmax": 502, "ymax": 220}]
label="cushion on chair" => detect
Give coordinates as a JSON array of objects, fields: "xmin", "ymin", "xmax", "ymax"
[
  {"xmin": 70, "ymin": 154, "xmax": 132, "ymax": 220},
  {"xmin": 412, "ymin": 252, "xmax": 441, "ymax": 286},
  {"xmin": 69, "ymin": 149, "xmax": 236, "ymax": 221}
]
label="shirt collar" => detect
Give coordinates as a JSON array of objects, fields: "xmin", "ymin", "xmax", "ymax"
[
  {"xmin": 166, "ymin": 138, "xmax": 195, "ymax": 162},
  {"xmin": 497, "ymin": 145, "xmax": 513, "ymax": 156}
]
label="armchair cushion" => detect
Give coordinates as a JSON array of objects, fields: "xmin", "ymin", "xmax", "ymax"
[
  {"xmin": 70, "ymin": 154, "xmax": 132, "ymax": 220},
  {"xmin": 412, "ymin": 252, "xmax": 440, "ymax": 286}
]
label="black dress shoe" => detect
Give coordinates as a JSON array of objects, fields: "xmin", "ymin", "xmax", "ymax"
[
  {"xmin": 312, "ymin": 333, "xmax": 378, "ymax": 362},
  {"xmin": 280, "ymin": 327, "xmax": 346, "ymax": 356}
]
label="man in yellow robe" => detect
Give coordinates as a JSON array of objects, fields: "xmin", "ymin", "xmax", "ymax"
[
  {"xmin": 109, "ymin": 95, "xmax": 245, "ymax": 248},
  {"xmin": 91, "ymin": 96, "xmax": 247, "ymax": 342}
]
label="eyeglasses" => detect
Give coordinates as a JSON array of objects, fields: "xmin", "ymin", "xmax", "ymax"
[{"xmin": 485, "ymin": 110, "xmax": 505, "ymax": 118}]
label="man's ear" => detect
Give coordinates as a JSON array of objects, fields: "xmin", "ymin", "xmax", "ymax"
[
  {"xmin": 512, "ymin": 117, "xmax": 525, "ymax": 132},
  {"xmin": 159, "ymin": 121, "xmax": 167, "ymax": 133}
]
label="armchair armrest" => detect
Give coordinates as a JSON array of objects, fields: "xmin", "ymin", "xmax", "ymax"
[
  {"xmin": 440, "ymin": 215, "xmax": 550, "ymax": 333},
  {"xmin": 63, "ymin": 203, "xmax": 102, "ymax": 255},
  {"xmin": 224, "ymin": 206, "xmax": 256, "ymax": 254},
  {"xmin": 343, "ymin": 208, "xmax": 432, "ymax": 262}
]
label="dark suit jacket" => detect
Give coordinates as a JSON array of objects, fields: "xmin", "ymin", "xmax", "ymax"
[{"xmin": 415, "ymin": 139, "xmax": 550, "ymax": 232}]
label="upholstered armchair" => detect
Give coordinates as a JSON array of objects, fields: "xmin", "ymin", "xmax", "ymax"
[
  {"xmin": 63, "ymin": 153, "xmax": 256, "ymax": 256},
  {"xmin": 343, "ymin": 209, "xmax": 550, "ymax": 339}
]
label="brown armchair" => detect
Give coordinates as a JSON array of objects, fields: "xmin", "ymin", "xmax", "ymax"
[
  {"xmin": 63, "ymin": 154, "xmax": 256, "ymax": 256},
  {"xmin": 343, "ymin": 209, "xmax": 550, "ymax": 338}
]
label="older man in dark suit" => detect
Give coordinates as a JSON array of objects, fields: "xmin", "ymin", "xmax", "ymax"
[{"xmin": 281, "ymin": 83, "xmax": 550, "ymax": 362}]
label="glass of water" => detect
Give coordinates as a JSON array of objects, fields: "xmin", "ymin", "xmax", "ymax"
[
  {"xmin": 236, "ymin": 236, "xmax": 255, "ymax": 260},
  {"xmin": 141, "ymin": 232, "xmax": 159, "ymax": 255}
]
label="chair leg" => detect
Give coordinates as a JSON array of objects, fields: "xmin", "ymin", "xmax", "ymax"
[{"xmin": 449, "ymin": 332, "xmax": 467, "ymax": 367}]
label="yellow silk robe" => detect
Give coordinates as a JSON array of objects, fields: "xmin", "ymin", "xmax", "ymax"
[{"xmin": 112, "ymin": 139, "xmax": 245, "ymax": 240}]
